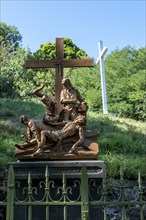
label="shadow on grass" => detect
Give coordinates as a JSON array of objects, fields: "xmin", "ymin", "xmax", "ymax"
[{"xmin": 87, "ymin": 113, "xmax": 146, "ymax": 178}]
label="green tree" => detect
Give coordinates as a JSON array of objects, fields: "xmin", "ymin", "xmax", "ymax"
[
  {"xmin": 0, "ymin": 22, "xmax": 22, "ymax": 50},
  {"xmin": 0, "ymin": 38, "xmax": 31, "ymax": 97},
  {"xmin": 105, "ymin": 46, "xmax": 146, "ymax": 120},
  {"xmin": 0, "ymin": 41, "xmax": 55, "ymax": 98},
  {"xmin": 33, "ymin": 37, "xmax": 88, "ymax": 59}
]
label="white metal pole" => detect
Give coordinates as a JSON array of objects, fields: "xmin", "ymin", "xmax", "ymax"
[{"xmin": 98, "ymin": 41, "xmax": 108, "ymax": 114}]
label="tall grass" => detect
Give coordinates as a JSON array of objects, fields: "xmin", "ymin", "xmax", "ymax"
[
  {"xmin": 87, "ymin": 112, "xmax": 146, "ymax": 178},
  {"xmin": 0, "ymin": 98, "xmax": 45, "ymax": 167},
  {"xmin": 0, "ymin": 98, "xmax": 146, "ymax": 178}
]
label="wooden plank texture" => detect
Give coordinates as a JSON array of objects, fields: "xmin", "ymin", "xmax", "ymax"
[
  {"xmin": 56, "ymin": 38, "xmax": 64, "ymax": 59},
  {"xmin": 25, "ymin": 60, "xmax": 55, "ymax": 68},
  {"xmin": 63, "ymin": 59, "xmax": 94, "ymax": 67}
]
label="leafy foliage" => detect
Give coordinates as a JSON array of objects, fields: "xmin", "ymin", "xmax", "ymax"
[
  {"xmin": 0, "ymin": 34, "xmax": 55, "ymax": 98},
  {"xmin": 0, "ymin": 22, "xmax": 22, "ymax": 50},
  {"xmin": 34, "ymin": 37, "xmax": 88, "ymax": 59},
  {"xmin": 0, "ymin": 37, "xmax": 31, "ymax": 98},
  {"xmin": 67, "ymin": 46, "xmax": 146, "ymax": 120},
  {"xmin": 105, "ymin": 46, "xmax": 146, "ymax": 120}
]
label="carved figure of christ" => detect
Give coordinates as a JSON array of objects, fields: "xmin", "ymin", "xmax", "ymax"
[{"xmin": 25, "ymin": 38, "xmax": 94, "ymax": 102}]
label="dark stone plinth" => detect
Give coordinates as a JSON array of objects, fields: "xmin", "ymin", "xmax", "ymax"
[{"xmin": 7, "ymin": 160, "xmax": 106, "ymax": 179}]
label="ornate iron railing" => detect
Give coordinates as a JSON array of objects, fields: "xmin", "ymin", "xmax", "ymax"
[{"xmin": 0, "ymin": 165, "xmax": 146, "ymax": 220}]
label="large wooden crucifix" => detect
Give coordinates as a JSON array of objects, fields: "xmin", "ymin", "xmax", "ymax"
[{"xmin": 25, "ymin": 38, "xmax": 94, "ymax": 101}]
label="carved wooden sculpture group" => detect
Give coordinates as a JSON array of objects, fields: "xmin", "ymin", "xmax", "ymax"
[{"xmin": 15, "ymin": 38, "xmax": 99, "ymax": 160}]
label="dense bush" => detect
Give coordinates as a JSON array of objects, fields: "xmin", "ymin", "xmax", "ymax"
[{"xmin": 105, "ymin": 47, "xmax": 146, "ymax": 120}]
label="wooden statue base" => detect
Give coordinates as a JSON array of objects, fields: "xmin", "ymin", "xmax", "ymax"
[{"xmin": 15, "ymin": 130, "xmax": 100, "ymax": 160}]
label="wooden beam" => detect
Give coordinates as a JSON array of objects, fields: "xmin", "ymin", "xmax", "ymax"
[
  {"xmin": 63, "ymin": 59, "xmax": 94, "ymax": 67},
  {"xmin": 25, "ymin": 60, "xmax": 55, "ymax": 68},
  {"xmin": 55, "ymin": 38, "xmax": 64, "ymax": 101},
  {"xmin": 56, "ymin": 38, "xmax": 64, "ymax": 60},
  {"xmin": 25, "ymin": 59, "xmax": 94, "ymax": 69}
]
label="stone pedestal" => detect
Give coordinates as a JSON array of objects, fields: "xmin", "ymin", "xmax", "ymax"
[
  {"xmin": 8, "ymin": 160, "xmax": 106, "ymax": 179},
  {"xmin": 7, "ymin": 160, "xmax": 106, "ymax": 220}
]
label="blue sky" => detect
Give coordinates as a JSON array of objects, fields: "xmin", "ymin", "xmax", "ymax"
[{"xmin": 1, "ymin": 0, "xmax": 145, "ymax": 59}]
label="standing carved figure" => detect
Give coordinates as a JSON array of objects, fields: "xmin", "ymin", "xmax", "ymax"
[
  {"xmin": 60, "ymin": 78, "xmax": 87, "ymax": 121},
  {"xmin": 33, "ymin": 84, "xmax": 60, "ymax": 124}
]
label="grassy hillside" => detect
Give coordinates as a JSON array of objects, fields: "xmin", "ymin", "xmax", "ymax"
[
  {"xmin": 88, "ymin": 112, "xmax": 146, "ymax": 178},
  {"xmin": 0, "ymin": 98, "xmax": 145, "ymax": 178}
]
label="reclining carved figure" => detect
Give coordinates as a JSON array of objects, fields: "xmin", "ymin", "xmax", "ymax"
[
  {"xmin": 37, "ymin": 115, "xmax": 86, "ymax": 154},
  {"xmin": 15, "ymin": 115, "xmax": 99, "ymax": 158}
]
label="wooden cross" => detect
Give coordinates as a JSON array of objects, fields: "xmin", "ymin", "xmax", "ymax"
[
  {"xmin": 25, "ymin": 38, "xmax": 94, "ymax": 101},
  {"xmin": 96, "ymin": 40, "xmax": 108, "ymax": 114}
]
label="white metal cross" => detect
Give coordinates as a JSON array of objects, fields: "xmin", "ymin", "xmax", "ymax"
[{"xmin": 96, "ymin": 41, "xmax": 108, "ymax": 114}]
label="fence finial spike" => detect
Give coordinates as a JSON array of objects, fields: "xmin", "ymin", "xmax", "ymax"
[
  {"xmin": 120, "ymin": 166, "xmax": 124, "ymax": 180},
  {"xmin": 28, "ymin": 172, "xmax": 32, "ymax": 185},
  {"xmin": 45, "ymin": 165, "xmax": 49, "ymax": 179},
  {"xmin": 138, "ymin": 171, "xmax": 142, "ymax": 188}
]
